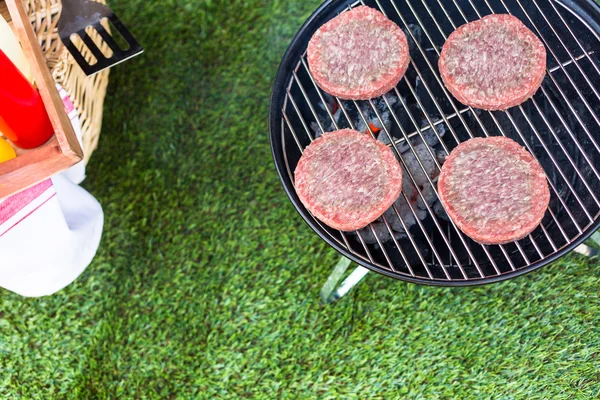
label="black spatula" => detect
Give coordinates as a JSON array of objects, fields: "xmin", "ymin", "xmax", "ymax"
[{"xmin": 58, "ymin": 0, "xmax": 143, "ymax": 76}]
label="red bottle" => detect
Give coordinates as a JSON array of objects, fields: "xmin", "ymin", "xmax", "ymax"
[{"xmin": 0, "ymin": 49, "xmax": 53, "ymax": 149}]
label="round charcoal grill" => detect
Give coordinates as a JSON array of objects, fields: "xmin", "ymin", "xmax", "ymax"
[{"xmin": 269, "ymin": 0, "xmax": 600, "ymax": 285}]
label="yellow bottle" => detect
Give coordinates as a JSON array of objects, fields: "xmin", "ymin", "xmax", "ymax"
[
  {"xmin": 0, "ymin": 137, "xmax": 16, "ymax": 163},
  {"xmin": 0, "ymin": 13, "xmax": 33, "ymax": 83}
]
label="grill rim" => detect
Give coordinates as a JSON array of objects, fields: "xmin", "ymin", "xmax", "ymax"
[{"xmin": 269, "ymin": 0, "xmax": 600, "ymax": 286}]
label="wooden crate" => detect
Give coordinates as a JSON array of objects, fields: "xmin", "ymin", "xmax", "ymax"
[{"xmin": 0, "ymin": 0, "xmax": 83, "ymax": 199}]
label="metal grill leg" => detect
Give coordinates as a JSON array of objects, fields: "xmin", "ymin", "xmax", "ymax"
[
  {"xmin": 320, "ymin": 256, "xmax": 369, "ymax": 304},
  {"xmin": 575, "ymin": 232, "xmax": 600, "ymax": 257},
  {"xmin": 574, "ymin": 244, "xmax": 597, "ymax": 257}
]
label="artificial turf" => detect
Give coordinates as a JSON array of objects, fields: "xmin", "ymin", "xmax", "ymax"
[{"xmin": 1, "ymin": 0, "xmax": 600, "ymax": 398}]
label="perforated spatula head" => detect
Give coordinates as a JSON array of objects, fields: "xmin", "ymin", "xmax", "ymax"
[{"xmin": 58, "ymin": 0, "xmax": 143, "ymax": 76}]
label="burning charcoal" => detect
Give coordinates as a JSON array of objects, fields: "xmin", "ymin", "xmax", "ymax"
[
  {"xmin": 320, "ymin": 91, "xmax": 338, "ymax": 113},
  {"xmin": 387, "ymin": 109, "xmax": 412, "ymax": 141},
  {"xmin": 396, "ymin": 139, "xmax": 411, "ymax": 154},
  {"xmin": 401, "ymin": 168, "xmax": 416, "ymax": 201},
  {"xmin": 310, "ymin": 121, "xmax": 325, "ymax": 138},
  {"xmin": 332, "ymin": 107, "xmax": 343, "ymax": 126},
  {"xmin": 383, "ymin": 194, "xmax": 426, "ymax": 232},
  {"xmin": 310, "ymin": 93, "xmax": 345, "ymax": 137},
  {"xmin": 433, "ymin": 200, "xmax": 450, "ymax": 221},
  {"xmin": 356, "ymin": 94, "xmax": 402, "ymax": 138},
  {"xmin": 377, "ymin": 131, "xmax": 410, "ymax": 154},
  {"xmin": 420, "ymin": 122, "xmax": 446, "ymax": 147},
  {"xmin": 370, "ymin": 96, "xmax": 398, "ymax": 130},
  {"xmin": 402, "ymin": 143, "xmax": 440, "ymax": 187},
  {"xmin": 403, "ymin": 24, "xmax": 424, "ymax": 53},
  {"xmin": 436, "ymin": 150, "xmax": 447, "ymax": 164},
  {"xmin": 414, "ymin": 206, "xmax": 427, "ymax": 222},
  {"xmin": 310, "ymin": 116, "xmax": 336, "ymax": 138},
  {"xmin": 356, "ymin": 222, "xmax": 406, "ymax": 244},
  {"xmin": 377, "ymin": 130, "xmax": 391, "ymax": 145},
  {"xmin": 416, "ymin": 184, "xmax": 437, "ymax": 210},
  {"xmin": 356, "ymin": 222, "xmax": 389, "ymax": 244},
  {"xmin": 309, "ymin": 94, "xmax": 403, "ymax": 140},
  {"xmin": 355, "ymin": 118, "xmax": 368, "ymax": 135},
  {"xmin": 380, "ymin": 132, "xmax": 411, "ymax": 153},
  {"xmin": 414, "ymin": 75, "xmax": 442, "ymax": 120}
]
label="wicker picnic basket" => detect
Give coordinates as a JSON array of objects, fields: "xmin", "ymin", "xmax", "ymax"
[{"xmin": 24, "ymin": 0, "xmax": 109, "ymax": 165}]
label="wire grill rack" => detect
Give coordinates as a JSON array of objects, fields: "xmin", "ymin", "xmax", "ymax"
[{"xmin": 270, "ymin": 0, "xmax": 600, "ymax": 285}]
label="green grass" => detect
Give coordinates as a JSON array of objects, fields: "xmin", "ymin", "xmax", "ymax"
[{"xmin": 1, "ymin": 0, "xmax": 600, "ymax": 398}]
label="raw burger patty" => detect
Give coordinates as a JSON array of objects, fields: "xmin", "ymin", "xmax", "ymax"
[
  {"xmin": 307, "ymin": 6, "xmax": 410, "ymax": 100},
  {"xmin": 438, "ymin": 14, "xmax": 546, "ymax": 110},
  {"xmin": 295, "ymin": 129, "xmax": 403, "ymax": 231},
  {"xmin": 438, "ymin": 137, "xmax": 550, "ymax": 245}
]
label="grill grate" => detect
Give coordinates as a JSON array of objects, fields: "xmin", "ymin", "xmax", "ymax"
[{"xmin": 270, "ymin": 0, "xmax": 600, "ymax": 285}]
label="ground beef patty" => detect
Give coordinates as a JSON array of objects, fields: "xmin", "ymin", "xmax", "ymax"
[
  {"xmin": 438, "ymin": 137, "xmax": 550, "ymax": 245},
  {"xmin": 295, "ymin": 129, "xmax": 403, "ymax": 231},
  {"xmin": 307, "ymin": 6, "xmax": 410, "ymax": 100},
  {"xmin": 439, "ymin": 14, "xmax": 546, "ymax": 110}
]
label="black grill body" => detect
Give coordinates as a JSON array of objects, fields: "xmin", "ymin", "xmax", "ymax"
[{"xmin": 269, "ymin": 0, "xmax": 600, "ymax": 285}]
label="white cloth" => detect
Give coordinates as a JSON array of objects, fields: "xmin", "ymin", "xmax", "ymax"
[{"xmin": 0, "ymin": 86, "xmax": 103, "ymax": 297}]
